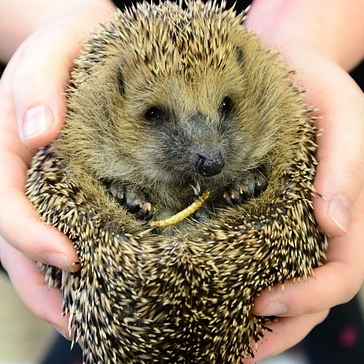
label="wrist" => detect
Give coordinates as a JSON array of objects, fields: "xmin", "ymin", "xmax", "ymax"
[
  {"xmin": 245, "ymin": 0, "xmax": 364, "ymax": 71},
  {"xmin": 0, "ymin": 0, "xmax": 116, "ymax": 63}
]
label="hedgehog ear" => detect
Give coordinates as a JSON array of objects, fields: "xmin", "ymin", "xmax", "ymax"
[
  {"xmin": 234, "ymin": 46, "xmax": 244, "ymax": 65},
  {"xmin": 117, "ymin": 69, "xmax": 125, "ymax": 95}
]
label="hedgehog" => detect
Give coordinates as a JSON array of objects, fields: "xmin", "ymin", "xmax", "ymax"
[{"xmin": 26, "ymin": 1, "xmax": 328, "ymax": 363}]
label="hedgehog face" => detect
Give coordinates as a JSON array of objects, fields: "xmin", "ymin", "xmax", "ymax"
[
  {"xmin": 113, "ymin": 53, "xmax": 249, "ymax": 187},
  {"xmin": 101, "ymin": 32, "xmax": 275, "ymax": 192}
]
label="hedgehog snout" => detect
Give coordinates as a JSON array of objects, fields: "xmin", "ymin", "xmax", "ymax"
[
  {"xmin": 186, "ymin": 113, "xmax": 225, "ymax": 177},
  {"xmin": 195, "ymin": 149, "xmax": 225, "ymax": 177}
]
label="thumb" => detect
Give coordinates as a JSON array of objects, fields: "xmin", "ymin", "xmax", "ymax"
[
  {"xmin": 0, "ymin": 5, "xmax": 114, "ymax": 269},
  {"xmin": 311, "ymin": 63, "xmax": 364, "ymax": 237},
  {"xmin": 1, "ymin": 25, "xmax": 79, "ymax": 153},
  {"xmin": 2, "ymin": 3, "xmax": 116, "ymax": 153}
]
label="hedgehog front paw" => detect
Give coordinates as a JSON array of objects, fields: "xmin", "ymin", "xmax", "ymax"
[
  {"xmin": 188, "ymin": 194, "xmax": 211, "ymax": 222},
  {"xmin": 224, "ymin": 170, "xmax": 267, "ymax": 205},
  {"xmin": 109, "ymin": 182, "xmax": 153, "ymax": 219}
]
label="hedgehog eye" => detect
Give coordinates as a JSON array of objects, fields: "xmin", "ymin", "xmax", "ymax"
[
  {"xmin": 220, "ymin": 97, "xmax": 233, "ymax": 117},
  {"xmin": 144, "ymin": 106, "xmax": 165, "ymax": 123}
]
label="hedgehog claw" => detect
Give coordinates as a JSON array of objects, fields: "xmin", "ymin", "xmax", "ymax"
[
  {"xmin": 224, "ymin": 169, "xmax": 267, "ymax": 205},
  {"xmin": 109, "ymin": 182, "xmax": 153, "ymax": 219}
]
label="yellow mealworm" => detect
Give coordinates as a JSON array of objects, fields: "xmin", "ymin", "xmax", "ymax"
[{"xmin": 150, "ymin": 190, "xmax": 210, "ymax": 229}]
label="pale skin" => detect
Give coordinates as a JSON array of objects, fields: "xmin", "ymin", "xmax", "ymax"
[
  {"xmin": 0, "ymin": 0, "xmax": 364, "ymax": 361},
  {"xmin": 0, "ymin": 0, "xmax": 116, "ymax": 338}
]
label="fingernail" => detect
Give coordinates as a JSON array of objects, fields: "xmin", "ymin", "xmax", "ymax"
[
  {"xmin": 328, "ymin": 194, "xmax": 351, "ymax": 234},
  {"xmin": 43, "ymin": 252, "xmax": 74, "ymax": 272},
  {"xmin": 20, "ymin": 105, "xmax": 54, "ymax": 140},
  {"xmin": 257, "ymin": 302, "xmax": 288, "ymax": 316}
]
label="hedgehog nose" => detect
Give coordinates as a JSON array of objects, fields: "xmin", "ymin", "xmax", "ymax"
[{"xmin": 196, "ymin": 150, "xmax": 225, "ymax": 177}]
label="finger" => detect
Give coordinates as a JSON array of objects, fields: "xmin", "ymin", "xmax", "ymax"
[
  {"xmin": 0, "ymin": 8, "xmax": 116, "ymax": 269},
  {"xmin": 0, "ymin": 236, "xmax": 70, "ymax": 338},
  {"xmin": 0, "ymin": 26, "xmax": 78, "ymax": 152},
  {"xmin": 244, "ymin": 310, "xmax": 329, "ymax": 363},
  {"xmin": 0, "ymin": 3, "xmax": 116, "ymax": 153},
  {"xmin": 312, "ymin": 65, "xmax": 364, "ymax": 236},
  {"xmin": 253, "ymin": 187, "xmax": 364, "ymax": 318},
  {"xmin": 280, "ymin": 48, "xmax": 364, "ymax": 237},
  {"xmin": 246, "ymin": 14, "xmax": 364, "ymax": 237},
  {"xmin": 259, "ymin": 45, "xmax": 364, "ymax": 238},
  {"xmin": 0, "ymin": 186, "xmax": 80, "ymax": 270},
  {"xmin": 0, "ymin": 126, "xmax": 79, "ymax": 270}
]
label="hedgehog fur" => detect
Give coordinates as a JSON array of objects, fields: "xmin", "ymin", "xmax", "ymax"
[{"xmin": 26, "ymin": 1, "xmax": 328, "ymax": 363}]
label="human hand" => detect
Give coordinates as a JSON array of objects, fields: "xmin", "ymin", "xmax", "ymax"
[
  {"xmin": 0, "ymin": 0, "xmax": 115, "ymax": 338},
  {"xmin": 246, "ymin": 188, "xmax": 364, "ymax": 362},
  {"xmin": 244, "ymin": 1, "xmax": 364, "ymax": 361}
]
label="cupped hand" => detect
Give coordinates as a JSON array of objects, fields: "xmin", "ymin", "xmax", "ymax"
[
  {"xmin": 243, "ymin": 19, "xmax": 364, "ymax": 363},
  {"xmin": 246, "ymin": 187, "xmax": 364, "ymax": 362},
  {"xmin": 0, "ymin": 1, "xmax": 115, "ymax": 337}
]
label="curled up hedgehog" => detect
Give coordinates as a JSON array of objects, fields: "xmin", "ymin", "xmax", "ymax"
[{"xmin": 26, "ymin": 1, "xmax": 328, "ymax": 363}]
